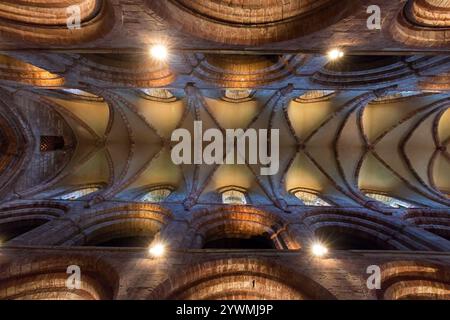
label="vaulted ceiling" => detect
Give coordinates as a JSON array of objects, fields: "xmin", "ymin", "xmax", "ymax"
[{"xmin": 1, "ymin": 83, "xmax": 448, "ymax": 210}]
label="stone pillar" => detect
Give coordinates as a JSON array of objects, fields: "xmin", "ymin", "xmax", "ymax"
[
  {"xmin": 154, "ymin": 219, "xmax": 191, "ymax": 250},
  {"xmin": 284, "ymin": 223, "xmax": 315, "ymax": 250}
]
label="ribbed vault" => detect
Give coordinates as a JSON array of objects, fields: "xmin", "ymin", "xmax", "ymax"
[{"xmin": 2, "ymin": 85, "xmax": 447, "ymax": 213}]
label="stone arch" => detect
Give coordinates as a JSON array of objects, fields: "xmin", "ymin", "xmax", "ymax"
[
  {"xmin": 378, "ymin": 260, "xmax": 450, "ymax": 300},
  {"xmin": 0, "ymin": 255, "xmax": 118, "ymax": 300},
  {"xmin": 312, "ymin": 55, "xmax": 414, "ymax": 88},
  {"xmin": 0, "ymin": 201, "xmax": 67, "ymax": 243},
  {"xmin": 147, "ymin": 0, "xmax": 355, "ymax": 45},
  {"xmin": 59, "ymin": 203, "xmax": 173, "ymax": 247},
  {"xmin": 189, "ymin": 54, "xmax": 302, "ymax": 88},
  {"xmin": 392, "ymin": 0, "xmax": 450, "ymax": 47},
  {"xmin": 0, "ymin": 54, "xmax": 64, "ymax": 87},
  {"xmin": 0, "ymin": 0, "xmax": 115, "ymax": 45},
  {"xmin": 76, "ymin": 53, "xmax": 175, "ymax": 87},
  {"xmin": 301, "ymin": 208, "xmax": 438, "ymax": 251},
  {"xmin": 49, "ymin": 183, "xmax": 105, "ymax": 201},
  {"xmin": 188, "ymin": 205, "xmax": 296, "ymax": 249},
  {"xmin": 150, "ymin": 258, "xmax": 336, "ymax": 300},
  {"xmin": 403, "ymin": 209, "xmax": 450, "ymax": 242},
  {"xmin": 0, "ymin": 113, "xmax": 24, "ymax": 193},
  {"xmin": 0, "ymin": 95, "xmax": 34, "ymax": 200}
]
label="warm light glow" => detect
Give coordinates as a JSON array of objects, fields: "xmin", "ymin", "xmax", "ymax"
[
  {"xmin": 311, "ymin": 242, "xmax": 328, "ymax": 257},
  {"xmin": 150, "ymin": 44, "xmax": 169, "ymax": 61},
  {"xmin": 149, "ymin": 243, "xmax": 166, "ymax": 257},
  {"xmin": 327, "ymin": 49, "xmax": 344, "ymax": 61}
]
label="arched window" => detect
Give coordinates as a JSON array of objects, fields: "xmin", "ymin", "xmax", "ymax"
[
  {"xmin": 57, "ymin": 187, "xmax": 100, "ymax": 200},
  {"xmin": 315, "ymin": 227, "xmax": 396, "ymax": 250},
  {"xmin": 365, "ymin": 192, "xmax": 414, "ymax": 208},
  {"xmin": 223, "ymin": 89, "xmax": 253, "ymax": 102},
  {"xmin": 292, "ymin": 189, "xmax": 331, "ymax": 206},
  {"xmin": 296, "ymin": 90, "xmax": 335, "ymax": 102},
  {"xmin": 61, "ymin": 88, "xmax": 98, "ymax": 98},
  {"xmin": 140, "ymin": 88, "xmax": 176, "ymax": 102},
  {"xmin": 222, "ymin": 188, "xmax": 247, "ymax": 205},
  {"xmin": 372, "ymin": 91, "xmax": 422, "ymax": 103},
  {"xmin": 140, "ymin": 188, "xmax": 172, "ymax": 203}
]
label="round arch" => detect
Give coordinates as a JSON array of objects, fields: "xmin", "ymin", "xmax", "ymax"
[
  {"xmin": 378, "ymin": 260, "xmax": 450, "ymax": 300},
  {"xmin": 149, "ymin": 258, "xmax": 336, "ymax": 300},
  {"xmin": 0, "ymin": 255, "xmax": 118, "ymax": 300},
  {"xmin": 59, "ymin": 203, "xmax": 173, "ymax": 247},
  {"xmin": 189, "ymin": 205, "xmax": 296, "ymax": 250}
]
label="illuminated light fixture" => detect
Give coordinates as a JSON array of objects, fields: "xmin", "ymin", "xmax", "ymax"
[
  {"xmin": 311, "ymin": 242, "xmax": 328, "ymax": 257},
  {"xmin": 327, "ymin": 48, "xmax": 344, "ymax": 61},
  {"xmin": 149, "ymin": 243, "xmax": 166, "ymax": 257},
  {"xmin": 149, "ymin": 44, "xmax": 169, "ymax": 61}
]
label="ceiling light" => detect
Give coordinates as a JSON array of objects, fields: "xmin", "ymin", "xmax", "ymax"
[
  {"xmin": 150, "ymin": 44, "xmax": 169, "ymax": 61},
  {"xmin": 149, "ymin": 243, "xmax": 166, "ymax": 257},
  {"xmin": 327, "ymin": 49, "xmax": 344, "ymax": 61},
  {"xmin": 311, "ymin": 242, "xmax": 328, "ymax": 257}
]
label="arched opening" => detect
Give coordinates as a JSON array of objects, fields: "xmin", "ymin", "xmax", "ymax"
[
  {"xmin": 190, "ymin": 206, "xmax": 294, "ymax": 250},
  {"xmin": 405, "ymin": 0, "xmax": 450, "ymax": 27},
  {"xmin": 148, "ymin": 0, "xmax": 355, "ymax": 45},
  {"xmin": 221, "ymin": 188, "xmax": 247, "ymax": 205},
  {"xmin": 0, "ymin": 202, "xmax": 66, "ymax": 244},
  {"xmin": 60, "ymin": 204, "xmax": 172, "ymax": 248},
  {"xmin": 291, "ymin": 189, "xmax": 331, "ymax": 206},
  {"xmin": 0, "ymin": 0, "xmax": 114, "ymax": 45},
  {"xmin": 425, "ymin": 228, "xmax": 450, "ymax": 242},
  {"xmin": 90, "ymin": 235, "xmax": 154, "ymax": 248},
  {"xmin": 364, "ymin": 192, "xmax": 415, "ymax": 208},
  {"xmin": 82, "ymin": 220, "xmax": 160, "ymax": 248},
  {"xmin": 325, "ymin": 56, "xmax": 402, "ymax": 73},
  {"xmin": 222, "ymin": 89, "xmax": 254, "ymax": 102},
  {"xmin": 203, "ymin": 234, "xmax": 275, "ymax": 250},
  {"xmin": 313, "ymin": 55, "xmax": 412, "ymax": 87},
  {"xmin": 150, "ymin": 258, "xmax": 336, "ymax": 300},
  {"xmin": 392, "ymin": 0, "xmax": 450, "ymax": 47},
  {"xmin": 139, "ymin": 188, "xmax": 172, "ymax": 203},
  {"xmin": 403, "ymin": 210, "xmax": 450, "ymax": 242},
  {"xmin": 315, "ymin": 226, "xmax": 395, "ymax": 250},
  {"xmin": 79, "ymin": 53, "xmax": 175, "ymax": 87},
  {"xmin": 302, "ymin": 209, "xmax": 433, "ymax": 250},
  {"xmin": 0, "ymin": 112, "xmax": 24, "ymax": 187},
  {"xmin": 191, "ymin": 54, "xmax": 299, "ymax": 88},
  {"xmin": 295, "ymin": 90, "xmax": 335, "ymax": 103},
  {"xmin": 379, "ymin": 261, "xmax": 450, "ymax": 300},
  {"xmin": 0, "ymin": 54, "xmax": 64, "ymax": 87},
  {"xmin": 0, "ymin": 256, "xmax": 118, "ymax": 300},
  {"xmin": 56, "ymin": 187, "xmax": 100, "ymax": 200},
  {"xmin": 0, "ymin": 220, "xmax": 48, "ymax": 243},
  {"xmin": 140, "ymin": 89, "xmax": 176, "ymax": 102}
]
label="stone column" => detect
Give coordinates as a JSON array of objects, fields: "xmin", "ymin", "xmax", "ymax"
[
  {"xmin": 154, "ymin": 219, "xmax": 191, "ymax": 250},
  {"xmin": 284, "ymin": 223, "xmax": 316, "ymax": 250}
]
